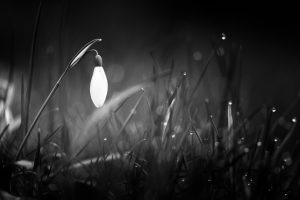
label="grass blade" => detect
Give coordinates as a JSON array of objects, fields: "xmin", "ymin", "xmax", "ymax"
[{"xmin": 33, "ymin": 128, "xmax": 41, "ymax": 171}]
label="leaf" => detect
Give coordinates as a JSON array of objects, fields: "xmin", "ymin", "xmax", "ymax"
[{"xmin": 69, "ymin": 38, "xmax": 102, "ymax": 68}]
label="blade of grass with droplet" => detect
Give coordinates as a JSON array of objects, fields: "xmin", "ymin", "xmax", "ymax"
[
  {"xmin": 191, "ymin": 124, "xmax": 203, "ymax": 144},
  {"xmin": 271, "ymin": 120, "xmax": 297, "ymax": 165},
  {"xmin": 161, "ymin": 98, "xmax": 175, "ymax": 142},
  {"xmin": 24, "ymin": 0, "xmax": 43, "ymax": 136},
  {"xmin": 259, "ymin": 107, "xmax": 274, "ymax": 161}
]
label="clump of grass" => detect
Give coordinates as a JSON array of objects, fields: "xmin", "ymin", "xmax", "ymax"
[{"xmin": 1, "ymin": 35, "xmax": 300, "ymax": 200}]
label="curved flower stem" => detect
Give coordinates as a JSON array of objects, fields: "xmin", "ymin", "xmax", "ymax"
[
  {"xmin": 15, "ymin": 40, "xmax": 101, "ymax": 161},
  {"xmin": 15, "ymin": 66, "xmax": 70, "ymax": 160}
]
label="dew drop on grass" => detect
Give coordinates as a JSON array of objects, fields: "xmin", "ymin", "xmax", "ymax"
[
  {"xmin": 257, "ymin": 141, "xmax": 262, "ymax": 147},
  {"xmin": 282, "ymin": 152, "xmax": 293, "ymax": 166},
  {"xmin": 215, "ymin": 141, "xmax": 219, "ymax": 147},
  {"xmin": 272, "ymin": 107, "xmax": 276, "ymax": 113},
  {"xmin": 221, "ymin": 33, "xmax": 226, "ymax": 40},
  {"xmin": 292, "ymin": 117, "xmax": 297, "ymax": 123}
]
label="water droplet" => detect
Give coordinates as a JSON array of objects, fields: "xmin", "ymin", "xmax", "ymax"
[
  {"xmin": 257, "ymin": 141, "xmax": 262, "ymax": 147},
  {"xmin": 282, "ymin": 152, "xmax": 293, "ymax": 166},
  {"xmin": 228, "ymin": 101, "xmax": 232, "ymax": 105},
  {"xmin": 271, "ymin": 107, "xmax": 276, "ymax": 113},
  {"xmin": 221, "ymin": 33, "xmax": 226, "ymax": 40},
  {"xmin": 171, "ymin": 134, "xmax": 176, "ymax": 138},
  {"xmin": 292, "ymin": 117, "xmax": 297, "ymax": 123},
  {"xmin": 244, "ymin": 148, "xmax": 250, "ymax": 153},
  {"xmin": 189, "ymin": 131, "xmax": 194, "ymax": 135},
  {"xmin": 274, "ymin": 137, "xmax": 279, "ymax": 143},
  {"xmin": 104, "ymin": 137, "xmax": 107, "ymax": 141},
  {"xmin": 183, "ymin": 71, "xmax": 187, "ymax": 76},
  {"xmin": 215, "ymin": 141, "xmax": 220, "ymax": 147}
]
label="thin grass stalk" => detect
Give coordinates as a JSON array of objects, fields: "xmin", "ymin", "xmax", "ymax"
[
  {"xmin": 20, "ymin": 74, "xmax": 25, "ymax": 139},
  {"xmin": 247, "ymin": 130, "xmax": 262, "ymax": 172},
  {"xmin": 227, "ymin": 101, "xmax": 234, "ymax": 151},
  {"xmin": 191, "ymin": 125, "xmax": 203, "ymax": 144},
  {"xmin": 24, "ymin": 126, "xmax": 62, "ymax": 157},
  {"xmin": 118, "ymin": 89, "xmax": 144, "ymax": 137},
  {"xmin": 3, "ymin": 34, "xmax": 15, "ymax": 103},
  {"xmin": 259, "ymin": 108, "xmax": 274, "ymax": 162},
  {"xmin": 209, "ymin": 115, "xmax": 219, "ymax": 139},
  {"xmin": 233, "ymin": 105, "xmax": 263, "ymax": 136},
  {"xmin": 161, "ymin": 99, "xmax": 175, "ymax": 142},
  {"xmin": 204, "ymin": 98, "xmax": 211, "ymax": 122},
  {"xmin": 167, "ymin": 59, "xmax": 174, "ymax": 90},
  {"xmin": 0, "ymin": 124, "xmax": 9, "ymax": 143},
  {"xmin": 189, "ymin": 50, "xmax": 215, "ymax": 103},
  {"xmin": 24, "ymin": 0, "xmax": 43, "ymax": 134},
  {"xmin": 15, "ymin": 66, "xmax": 69, "ymax": 160},
  {"xmin": 33, "ymin": 128, "xmax": 41, "ymax": 171}
]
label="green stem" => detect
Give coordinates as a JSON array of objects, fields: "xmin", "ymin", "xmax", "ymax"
[{"xmin": 15, "ymin": 66, "xmax": 70, "ymax": 160}]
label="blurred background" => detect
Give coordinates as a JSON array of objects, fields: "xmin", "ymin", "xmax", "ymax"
[{"xmin": 0, "ymin": 0, "xmax": 299, "ymax": 150}]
